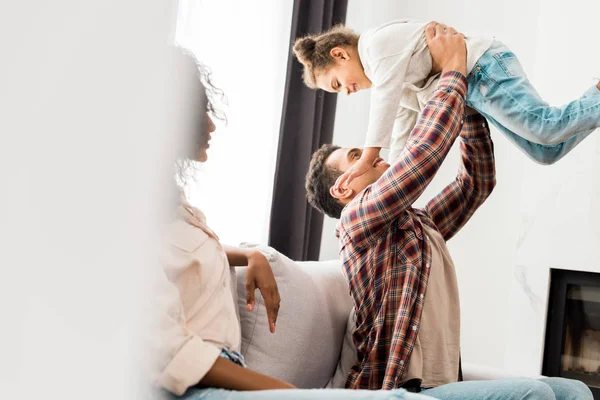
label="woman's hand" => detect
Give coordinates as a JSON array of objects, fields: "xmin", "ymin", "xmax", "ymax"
[{"xmin": 245, "ymin": 251, "xmax": 280, "ymax": 333}]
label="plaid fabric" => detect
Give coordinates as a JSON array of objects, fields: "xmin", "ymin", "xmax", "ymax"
[{"xmin": 336, "ymin": 72, "xmax": 496, "ymax": 390}]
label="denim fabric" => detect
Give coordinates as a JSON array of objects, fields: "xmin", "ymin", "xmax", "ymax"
[
  {"xmin": 164, "ymin": 349, "xmax": 432, "ymax": 399},
  {"xmin": 219, "ymin": 348, "xmax": 247, "ymax": 368},
  {"xmin": 467, "ymin": 41, "xmax": 600, "ymax": 165},
  {"xmin": 164, "ymin": 378, "xmax": 592, "ymax": 400},
  {"xmin": 167, "ymin": 387, "xmax": 433, "ymax": 400},
  {"xmin": 421, "ymin": 377, "xmax": 592, "ymax": 400},
  {"xmin": 161, "ymin": 348, "xmax": 434, "ymax": 399}
]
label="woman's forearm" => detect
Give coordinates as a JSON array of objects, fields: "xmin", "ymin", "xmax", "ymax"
[
  {"xmin": 224, "ymin": 246, "xmax": 252, "ymax": 267},
  {"xmin": 200, "ymin": 357, "xmax": 294, "ymax": 391}
]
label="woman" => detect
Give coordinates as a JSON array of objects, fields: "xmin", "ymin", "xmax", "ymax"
[{"xmin": 152, "ymin": 48, "xmax": 435, "ymax": 400}]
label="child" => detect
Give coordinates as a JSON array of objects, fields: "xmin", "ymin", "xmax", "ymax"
[{"xmin": 293, "ymin": 20, "xmax": 600, "ymax": 186}]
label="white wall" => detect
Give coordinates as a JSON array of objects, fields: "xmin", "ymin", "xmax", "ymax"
[
  {"xmin": 320, "ymin": 0, "xmax": 599, "ymax": 370},
  {"xmin": 503, "ymin": 0, "xmax": 600, "ymax": 376}
]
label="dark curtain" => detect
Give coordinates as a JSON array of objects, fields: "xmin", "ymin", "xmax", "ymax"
[{"xmin": 268, "ymin": 0, "xmax": 348, "ymax": 261}]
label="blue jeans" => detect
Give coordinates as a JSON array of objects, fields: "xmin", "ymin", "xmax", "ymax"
[
  {"xmin": 467, "ymin": 41, "xmax": 600, "ymax": 165},
  {"xmin": 422, "ymin": 377, "xmax": 593, "ymax": 400},
  {"xmin": 164, "ymin": 351, "xmax": 591, "ymax": 400},
  {"xmin": 164, "ymin": 378, "xmax": 591, "ymax": 400},
  {"xmin": 161, "ymin": 349, "xmax": 433, "ymax": 399},
  {"xmin": 167, "ymin": 388, "xmax": 434, "ymax": 400}
]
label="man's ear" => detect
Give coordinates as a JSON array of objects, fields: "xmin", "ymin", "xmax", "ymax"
[
  {"xmin": 330, "ymin": 184, "xmax": 354, "ymax": 202},
  {"xmin": 329, "ymin": 47, "xmax": 350, "ymax": 62}
]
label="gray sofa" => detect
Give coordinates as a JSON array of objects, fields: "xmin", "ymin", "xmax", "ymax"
[{"xmin": 234, "ymin": 245, "xmax": 535, "ymax": 389}]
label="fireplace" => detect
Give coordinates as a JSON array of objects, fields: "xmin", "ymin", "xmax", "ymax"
[{"xmin": 544, "ymin": 269, "xmax": 600, "ymax": 397}]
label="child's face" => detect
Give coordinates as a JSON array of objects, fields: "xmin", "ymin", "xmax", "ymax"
[{"xmin": 316, "ymin": 46, "xmax": 371, "ymax": 95}]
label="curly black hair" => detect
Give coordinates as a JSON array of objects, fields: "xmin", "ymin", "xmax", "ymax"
[
  {"xmin": 195, "ymin": 57, "xmax": 226, "ymax": 123},
  {"xmin": 305, "ymin": 144, "xmax": 344, "ymax": 219},
  {"xmin": 174, "ymin": 47, "xmax": 226, "ymax": 186}
]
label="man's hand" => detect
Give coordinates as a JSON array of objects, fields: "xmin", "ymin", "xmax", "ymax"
[
  {"xmin": 426, "ymin": 22, "xmax": 467, "ymax": 77},
  {"xmin": 245, "ymin": 251, "xmax": 280, "ymax": 333}
]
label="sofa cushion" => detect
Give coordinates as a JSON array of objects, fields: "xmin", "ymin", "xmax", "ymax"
[{"xmin": 235, "ymin": 245, "xmax": 352, "ymax": 388}]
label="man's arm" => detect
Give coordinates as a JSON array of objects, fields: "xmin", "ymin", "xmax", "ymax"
[
  {"xmin": 340, "ymin": 72, "xmax": 467, "ymax": 247},
  {"xmin": 424, "ymin": 114, "xmax": 496, "ymax": 240}
]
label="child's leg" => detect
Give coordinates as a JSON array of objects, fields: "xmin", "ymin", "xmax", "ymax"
[
  {"xmin": 479, "ymin": 106, "xmax": 593, "ymax": 165},
  {"xmin": 479, "ymin": 82, "xmax": 599, "ymax": 165},
  {"xmin": 467, "ymin": 41, "xmax": 600, "ymax": 163}
]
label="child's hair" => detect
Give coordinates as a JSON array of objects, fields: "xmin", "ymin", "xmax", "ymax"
[{"xmin": 293, "ymin": 25, "xmax": 359, "ymax": 89}]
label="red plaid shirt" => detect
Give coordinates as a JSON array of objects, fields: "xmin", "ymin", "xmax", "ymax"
[{"xmin": 336, "ymin": 72, "xmax": 496, "ymax": 390}]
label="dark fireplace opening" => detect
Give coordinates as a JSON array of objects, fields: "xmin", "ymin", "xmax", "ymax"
[{"xmin": 544, "ymin": 269, "xmax": 600, "ymax": 398}]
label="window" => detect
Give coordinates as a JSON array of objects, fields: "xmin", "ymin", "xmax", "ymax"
[{"xmin": 176, "ymin": 0, "xmax": 293, "ymax": 245}]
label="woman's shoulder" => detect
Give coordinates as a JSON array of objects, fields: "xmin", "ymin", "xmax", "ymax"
[
  {"xmin": 165, "ymin": 204, "xmax": 218, "ymax": 254},
  {"xmin": 165, "ymin": 218, "xmax": 211, "ymax": 253}
]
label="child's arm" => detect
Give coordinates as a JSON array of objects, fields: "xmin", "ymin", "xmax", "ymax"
[
  {"xmin": 424, "ymin": 113, "xmax": 496, "ymax": 241},
  {"xmin": 364, "ymin": 53, "xmax": 413, "ymax": 151},
  {"xmin": 334, "ymin": 53, "xmax": 412, "ymax": 189},
  {"xmin": 388, "ymin": 107, "xmax": 420, "ymax": 161}
]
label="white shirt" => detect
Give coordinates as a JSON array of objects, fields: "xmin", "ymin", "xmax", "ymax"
[
  {"xmin": 358, "ymin": 19, "xmax": 493, "ymax": 160},
  {"xmin": 151, "ymin": 199, "xmax": 241, "ymax": 395}
]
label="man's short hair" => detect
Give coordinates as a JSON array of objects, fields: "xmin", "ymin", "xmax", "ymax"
[{"xmin": 305, "ymin": 144, "xmax": 344, "ymax": 219}]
